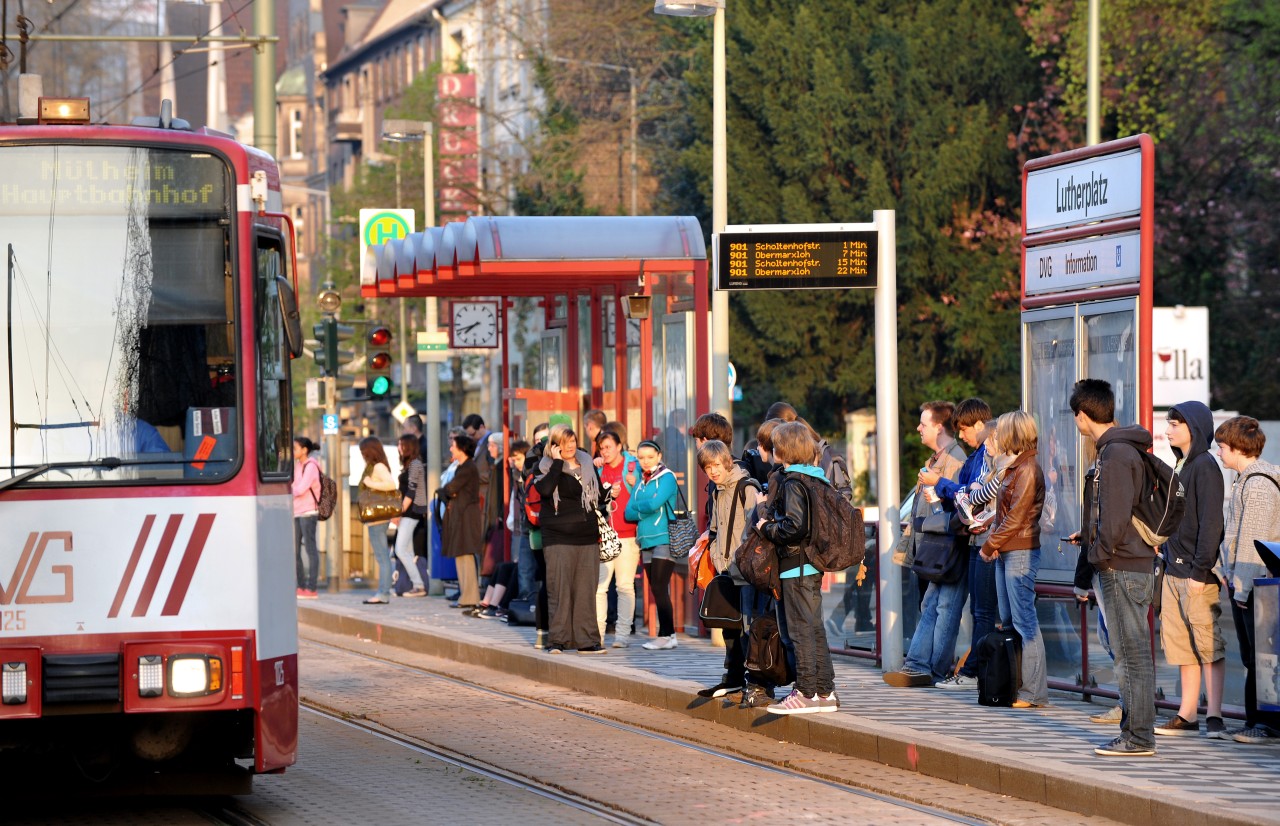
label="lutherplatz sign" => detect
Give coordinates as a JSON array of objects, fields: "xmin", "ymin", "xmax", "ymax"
[{"xmin": 1024, "ymin": 148, "xmax": 1143, "ymax": 234}]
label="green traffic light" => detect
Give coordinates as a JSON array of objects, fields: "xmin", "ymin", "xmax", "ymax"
[{"xmin": 370, "ymin": 375, "xmax": 392, "ymax": 397}]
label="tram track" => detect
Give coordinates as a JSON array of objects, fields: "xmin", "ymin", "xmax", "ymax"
[{"xmin": 300, "ymin": 635, "xmax": 992, "ymax": 826}]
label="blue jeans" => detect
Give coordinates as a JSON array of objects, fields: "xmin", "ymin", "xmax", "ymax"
[
  {"xmin": 515, "ymin": 532, "xmax": 537, "ymax": 598},
  {"xmin": 994, "ymin": 548, "xmax": 1048, "ymax": 706},
  {"xmin": 959, "ymin": 545, "xmax": 998, "ymax": 678},
  {"xmin": 903, "ymin": 565, "xmax": 969, "ymax": 682},
  {"xmin": 368, "ymin": 522, "xmax": 393, "ymax": 599},
  {"xmin": 1095, "ymin": 568, "xmax": 1156, "ymax": 746},
  {"xmin": 294, "ymin": 514, "xmax": 319, "ymax": 591}
]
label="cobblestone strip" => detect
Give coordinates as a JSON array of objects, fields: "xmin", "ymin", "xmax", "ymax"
[{"xmin": 299, "ymin": 626, "xmax": 1126, "ymax": 826}]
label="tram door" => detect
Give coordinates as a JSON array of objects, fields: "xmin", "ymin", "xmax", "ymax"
[{"xmin": 1023, "ymin": 297, "xmax": 1139, "ymax": 584}]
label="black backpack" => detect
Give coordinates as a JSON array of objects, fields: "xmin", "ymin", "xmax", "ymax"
[
  {"xmin": 1130, "ymin": 448, "xmax": 1185, "ymax": 546},
  {"xmin": 745, "ymin": 614, "xmax": 791, "ymax": 688},
  {"xmin": 793, "ymin": 475, "xmax": 865, "ymax": 572},
  {"xmin": 976, "ymin": 629, "xmax": 1022, "ymax": 707}
]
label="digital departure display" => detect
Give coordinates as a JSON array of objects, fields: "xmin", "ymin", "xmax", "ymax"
[{"xmin": 715, "ymin": 230, "xmax": 878, "ymax": 291}]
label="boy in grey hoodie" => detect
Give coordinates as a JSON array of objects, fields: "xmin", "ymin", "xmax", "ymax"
[
  {"xmin": 1214, "ymin": 415, "xmax": 1280, "ymax": 744},
  {"xmin": 1155, "ymin": 401, "xmax": 1226, "ymax": 739}
]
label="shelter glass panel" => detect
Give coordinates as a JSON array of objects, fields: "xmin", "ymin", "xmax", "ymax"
[{"xmin": 1025, "ymin": 310, "xmax": 1080, "ymax": 584}]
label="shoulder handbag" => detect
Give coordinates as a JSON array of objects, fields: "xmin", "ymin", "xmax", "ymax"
[
  {"xmin": 597, "ymin": 508, "xmax": 623, "ymax": 561},
  {"xmin": 698, "ymin": 572, "xmax": 743, "ymax": 629},
  {"xmin": 910, "ymin": 509, "xmax": 967, "ymax": 584},
  {"xmin": 666, "ymin": 483, "xmax": 698, "ymax": 559},
  {"xmin": 357, "ymin": 482, "xmax": 401, "ymax": 524}
]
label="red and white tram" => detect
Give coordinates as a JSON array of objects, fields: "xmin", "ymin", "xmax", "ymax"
[{"xmin": 0, "ymin": 94, "xmax": 302, "ymax": 790}]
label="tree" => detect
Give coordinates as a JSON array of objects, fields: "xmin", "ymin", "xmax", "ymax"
[
  {"xmin": 653, "ymin": 1, "xmax": 1038, "ymax": 474},
  {"xmin": 1027, "ymin": 0, "xmax": 1280, "ymax": 415}
]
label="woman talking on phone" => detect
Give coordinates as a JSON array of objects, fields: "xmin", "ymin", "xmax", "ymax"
[{"xmin": 534, "ymin": 424, "xmax": 605, "ymax": 654}]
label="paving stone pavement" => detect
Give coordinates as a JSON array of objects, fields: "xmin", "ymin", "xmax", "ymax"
[{"xmin": 300, "ymin": 591, "xmax": 1280, "ymax": 825}]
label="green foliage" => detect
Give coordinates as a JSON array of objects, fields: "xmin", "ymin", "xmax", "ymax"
[
  {"xmin": 513, "ymin": 60, "xmax": 594, "ymax": 216},
  {"xmin": 653, "ymin": 0, "xmax": 1036, "ymax": 479}
]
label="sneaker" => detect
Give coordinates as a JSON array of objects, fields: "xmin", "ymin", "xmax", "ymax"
[
  {"xmin": 1233, "ymin": 725, "xmax": 1280, "ymax": 744},
  {"xmin": 697, "ymin": 681, "xmax": 744, "ymax": 699},
  {"xmin": 362, "ymin": 595, "xmax": 389, "ymax": 605},
  {"xmin": 883, "ymin": 668, "xmax": 933, "ymax": 688},
  {"xmin": 1090, "ymin": 704, "xmax": 1124, "ymax": 725},
  {"xmin": 577, "ymin": 645, "xmax": 607, "ymax": 655},
  {"xmin": 1155, "ymin": 715, "xmax": 1201, "ymax": 736},
  {"xmin": 477, "ymin": 606, "xmax": 499, "ymax": 619},
  {"xmin": 547, "ymin": 645, "xmax": 564, "ymax": 655},
  {"xmin": 766, "ymin": 689, "xmax": 823, "ymax": 716},
  {"xmin": 740, "ymin": 686, "xmax": 775, "ymax": 709},
  {"xmin": 296, "ymin": 587, "xmax": 306, "ymax": 597},
  {"xmin": 955, "ymin": 491, "xmax": 976, "ymax": 524},
  {"xmin": 935, "ymin": 674, "xmax": 978, "ymax": 690},
  {"xmin": 817, "ymin": 691, "xmax": 840, "ymax": 712},
  {"xmin": 609, "ymin": 634, "xmax": 630, "ymax": 649},
  {"xmin": 297, "ymin": 589, "xmax": 319, "ymax": 600},
  {"xmin": 534, "ymin": 630, "xmax": 548, "ymax": 650},
  {"xmin": 1205, "ymin": 717, "xmax": 1230, "ymax": 740},
  {"xmin": 1094, "ymin": 736, "xmax": 1155, "ymax": 757},
  {"xmin": 642, "ymin": 634, "xmax": 678, "ymax": 650},
  {"xmin": 404, "ymin": 587, "xmax": 427, "ymax": 598}
]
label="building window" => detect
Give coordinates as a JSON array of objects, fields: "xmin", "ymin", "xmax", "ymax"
[{"xmin": 289, "ymin": 109, "xmax": 304, "ymax": 159}]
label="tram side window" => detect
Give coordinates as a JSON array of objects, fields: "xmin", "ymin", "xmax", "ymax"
[{"xmin": 256, "ymin": 234, "xmax": 293, "ymax": 479}]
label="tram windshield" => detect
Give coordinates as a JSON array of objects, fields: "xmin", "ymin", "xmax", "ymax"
[{"xmin": 0, "ymin": 145, "xmax": 238, "ymax": 484}]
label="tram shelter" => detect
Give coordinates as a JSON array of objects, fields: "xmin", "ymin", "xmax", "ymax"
[{"xmin": 365, "ymin": 215, "xmax": 710, "ymax": 632}]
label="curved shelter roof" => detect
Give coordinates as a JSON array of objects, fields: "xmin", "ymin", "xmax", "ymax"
[{"xmin": 362, "ymin": 215, "xmax": 707, "ymax": 298}]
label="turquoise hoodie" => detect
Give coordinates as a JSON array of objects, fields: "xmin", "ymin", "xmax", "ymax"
[{"xmin": 624, "ymin": 467, "xmax": 679, "ymax": 549}]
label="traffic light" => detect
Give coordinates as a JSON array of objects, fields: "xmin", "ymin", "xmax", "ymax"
[
  {"xmin": 312, "ymin": 318, "xmax": 354, "ymax": 376},
  {"xmin": 367, "ymin": 325, "xmax": 393, "ymax": 398}
]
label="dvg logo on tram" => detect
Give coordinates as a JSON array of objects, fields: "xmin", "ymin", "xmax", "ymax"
[{"xmin": 1, "ymin": 532, "xmax": 74, "ymax": 604}]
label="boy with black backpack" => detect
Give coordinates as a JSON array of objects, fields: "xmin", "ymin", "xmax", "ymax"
[
  {"xmin": 754, "ymin": 422, "xmax": 838, "ymax": 714},
  {"xmin": 1069, "ymin": 379, "xmax": 1159, "ymax": 757}
]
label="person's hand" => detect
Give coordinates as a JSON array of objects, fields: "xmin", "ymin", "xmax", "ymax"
[
  {"xmin": 1073, "ymin": 586, "xmax": 1090, "ymax": 603},
  {"xmin": 626, "ymin": 472, "xmax": 637, "ymax": 487},
  {"xmin": 548, "ymin": 444, "xmax": 561, "ymax": 460},
  {"xmin": 918, "ymin": 469, "xmax": 941, "ymax": 486},
  {"xmin": 1188, "ymin": 579, "xmax": 1206, "ymax": 595},
  {"xmin": 755, "ymin": 517, "xmax": 767, "ymax": 531},
  {"xmin": 1067, "ymin": 532, "xmax": 1081, "ymax": 544},
  {"xmin": 593, "ymin": 456, "xmax": 605, "ymax": 468},
  {"xmin": 980, "ymin": 549, "xmax": 997, "ymax": 563}
]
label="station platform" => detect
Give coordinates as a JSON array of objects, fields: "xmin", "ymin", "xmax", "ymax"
[{"xmin": 298, "ymin": 591, "xmax": 1279, "ymax": 826}]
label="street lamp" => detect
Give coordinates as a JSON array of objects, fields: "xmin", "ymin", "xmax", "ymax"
[
  {"xmin": 538, "ymin": 55, "xmax": 638, "ymax": 217},
  {"xmin": 381, "ymin": 119, "xmax": 442, "ymax": 552},
  {"xmin": 655, "ymin": 0, "xmax": 729, "ymax": 425}
]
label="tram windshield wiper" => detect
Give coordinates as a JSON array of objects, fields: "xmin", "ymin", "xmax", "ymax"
[{"xmin": 0, "ymin": 457, "xmax": 232, "ymax": 493}]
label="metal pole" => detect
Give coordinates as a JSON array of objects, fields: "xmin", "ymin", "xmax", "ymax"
[
  {"xmin": 252, "ymin": 0, "xmax": 276, "ymax": 151},
  {"xmin": 324, "ymin": 377, "xmax": 342, "ymax": 591},
  {"xmin": 1087, "ymin": 0, "xmax": 1100, "ymax": 146},
  {"xmin": 423, "ymin": 124, "xmax": 443, "ymax": 594},
  {"xmin": 629, "ymin": 68, "xmax": 638, "ymax": 217},
  {"xmin": 711, "ymin": 5, "xmax": 730, "ymax": 424},
  {"xmin": 873, "ymin": 209, "xmax": 902, "ymax": 670}
]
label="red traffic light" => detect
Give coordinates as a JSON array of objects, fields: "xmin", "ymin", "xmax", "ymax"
[
  {"xmin": 368, "ymin": 326, "xmax": 392, "ymax": 347},
  {"xmin": 369, "ymin": 352, "xmax": 392, "ymax": 371}
]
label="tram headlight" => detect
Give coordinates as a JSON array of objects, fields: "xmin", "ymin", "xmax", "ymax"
[
  {"xmin": 2, "ymin": 662, "xmax": 27, "ymax": 705},
  {"xmin": 169, "ymin": 655, "xmax": 223, "ymax": 697},
  {"xmin": 138, "ymin": 655, "xmax": 164, "ymax": 697}
]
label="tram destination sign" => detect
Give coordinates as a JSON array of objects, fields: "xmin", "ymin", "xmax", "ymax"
[{"xmin": 715, "ymin": 229, "xmax": 878, "ymax": 291}]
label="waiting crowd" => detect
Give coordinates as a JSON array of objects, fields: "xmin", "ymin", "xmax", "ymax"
[{"xmin": 291, "ymin": 379, "xmax": 1280, "ymax": 755}]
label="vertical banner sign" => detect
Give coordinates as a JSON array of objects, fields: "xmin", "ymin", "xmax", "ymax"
[
  {"xmin": 438, "ymin": 74, "xmax": 479, "ymax": 217},
  {"xmin": 1151, "ymin": 306, "xmax": 1209, "ymax": 407}
]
